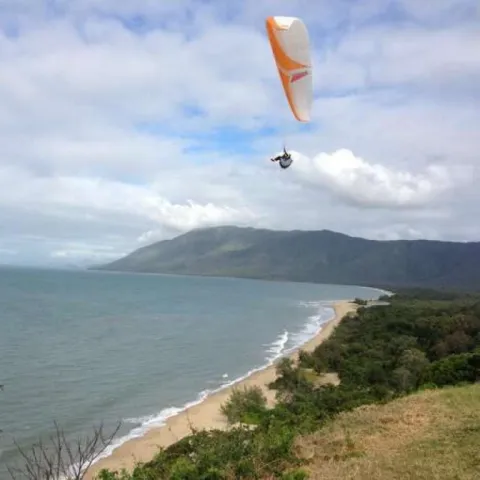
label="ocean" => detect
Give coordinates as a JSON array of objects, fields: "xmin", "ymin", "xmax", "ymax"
[{"xmin": 0, "ymin": 267, "xmax": 383, "ymax": 477}]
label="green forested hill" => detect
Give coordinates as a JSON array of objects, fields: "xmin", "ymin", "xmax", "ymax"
[{"xmin": 93, "ymin": 226, "xmax": 480, "ymax": 290}]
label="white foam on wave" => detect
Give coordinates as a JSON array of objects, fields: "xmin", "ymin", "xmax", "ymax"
[
  {"xmin": 86, "ymin": 300, "xmax": 336, "ymax": 470},
  {"xmin": 91, "ymin": 388, "xmax": 212, "ymax": 467},
  {"xmin": 284, "ymin": 301, "xmax": 335, "ymax": 355},
  {"xmin": 264, "ymin": 330, "xmax": 289, "ymax": 363}
]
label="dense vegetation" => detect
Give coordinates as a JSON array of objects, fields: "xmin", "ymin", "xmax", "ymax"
[
  {"xmin": 93, "ymin": 226, "xmax": 480, "ymax": 290},
  {"xmin": 97, "ymin": 289, "xmax": 480, "ymax": 479}
]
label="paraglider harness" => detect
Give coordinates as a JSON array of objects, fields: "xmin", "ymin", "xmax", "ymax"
[{"xmin": 271, "ymin": 147, "xmax": 293, "ymax": 169}]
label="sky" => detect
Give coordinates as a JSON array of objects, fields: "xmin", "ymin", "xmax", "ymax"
[{"xmin": 1, "ymin": 0, "xmax": 480, "ymax": 266}]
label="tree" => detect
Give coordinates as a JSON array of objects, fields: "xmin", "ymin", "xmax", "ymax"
[
  {"xmin": 220, "ymin": 386, "xmax": 267, "ymax": 425},
  {"xmin": 7, "ymin": 420, "xmax": 121, "ymax": 480},
  {"xmin": 397, "ymin": 348, "xmax": 430, "ymax": 388},
  {"xmin": 392, "ymin": 367, "xmax": 414, "ymax": 392},
  {"xmin": 425, "ymin": 352, "xmax": 478, "ymax": 387},
  {"xmin": 444, "ymin": 330, "xmax": 474, "ymax": 354},
  {"xmin": 353, "ymin": 298, "xmax": 368, "ymax": 306}
]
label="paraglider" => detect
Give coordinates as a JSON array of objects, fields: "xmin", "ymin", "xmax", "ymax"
[
  {"xmin": 265, "ymin": 15, "xmax": 313, "ymax": 169},
  {"xmin": 270, "ymin": 147, "xmax": 293, "ymax": 169}
]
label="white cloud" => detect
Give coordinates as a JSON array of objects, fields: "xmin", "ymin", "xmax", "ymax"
[
  {"xmin": 50, "ymin": 242, "xmax": 123, "ymax": 261},
  {"xmin": 356, "ymin": 223, "xmax": 442, "ymax": 241},
  {"xmin": 0, "ymin": 0, "xmax": 479, "ymax": 265},
  {"xmin": 290, "ymin": 149, "xmax": 454, "ymax": 208},
  {"xmin": 0, "ymin": 166, "xmax": 257, "ymax": 229}
]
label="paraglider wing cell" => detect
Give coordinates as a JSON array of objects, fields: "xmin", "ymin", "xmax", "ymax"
[{"xmin": 265, "ymin": 16, "xmax": 313, "ymax": 123}]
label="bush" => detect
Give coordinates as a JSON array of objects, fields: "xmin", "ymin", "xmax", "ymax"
[
  {"xmin": 220, "ymin": 385, "xmax": 268, "ymax": 425},
  {"xmin": 424, "ymin": 351, "xmax": 480, "ymax": 387},
  {"xmin": 354, "ymin": 298, "xmax": 368, "ymax": 306}
]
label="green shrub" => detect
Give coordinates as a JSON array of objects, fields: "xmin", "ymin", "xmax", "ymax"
[
  {"xmin": 424, "ymin": 351, "xmax": 480, "ymax": 387},
  {"xmin": 220, "ymin": 385, "xmax": 268, "ymax": 425},
  {"xmin": 354, "ymin": 298, "xmax": 368, "ymax": 306}
]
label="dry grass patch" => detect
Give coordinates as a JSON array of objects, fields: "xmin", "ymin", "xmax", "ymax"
[{"xmin": 295, "ymin": 384, "xmax": 480, "ymax": 480}]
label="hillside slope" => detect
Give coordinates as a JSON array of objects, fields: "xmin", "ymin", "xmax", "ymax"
[
  {"xmin": 93, "ymin": 226, "xmax": 480, "ymax": 290},
  {"xmin": 296, "ymin": 384, "xmax": 480, "ymax": 480}
]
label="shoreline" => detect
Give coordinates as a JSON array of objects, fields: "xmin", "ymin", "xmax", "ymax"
[{"xmin": 85, "ymin": 299, "xmax": 357, "ymax": 479}]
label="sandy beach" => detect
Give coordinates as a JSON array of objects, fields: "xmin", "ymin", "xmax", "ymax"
[{"xmin": 85, "ymin": 300, "xmax": 357, "ymax": 478}]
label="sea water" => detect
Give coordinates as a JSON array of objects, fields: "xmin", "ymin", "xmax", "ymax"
[{"xmin": 0, "ymin": 267, "xmax": 384, "ymax": 477}]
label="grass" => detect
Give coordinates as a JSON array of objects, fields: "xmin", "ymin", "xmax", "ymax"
[
  {"xmin": 298, "ymin": 368, "xmax": 340, "ymax": 387},
  {"xmin": 294, "ymin": 383, "xmax": 480, "ymax": 480}
]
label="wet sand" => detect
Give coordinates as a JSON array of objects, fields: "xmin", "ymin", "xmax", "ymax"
[{"xmin": 86, "ymin": 300, "xmax": 357, "ymax": 478}]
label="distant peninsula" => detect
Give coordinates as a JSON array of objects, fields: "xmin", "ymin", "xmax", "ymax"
[{"xmin": 91, "ymin": 226, "xmax": 480, "ymax": 291}]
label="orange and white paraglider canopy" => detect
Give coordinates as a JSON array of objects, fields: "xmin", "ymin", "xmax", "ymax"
[{"xmin": 265, "ymin": 16, "xmax": 313, "ymax": 123}]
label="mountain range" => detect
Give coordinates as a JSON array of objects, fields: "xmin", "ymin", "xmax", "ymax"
[{"xmin": 92, "ymin": 226, "xmax": 480, "ymax": 291}]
